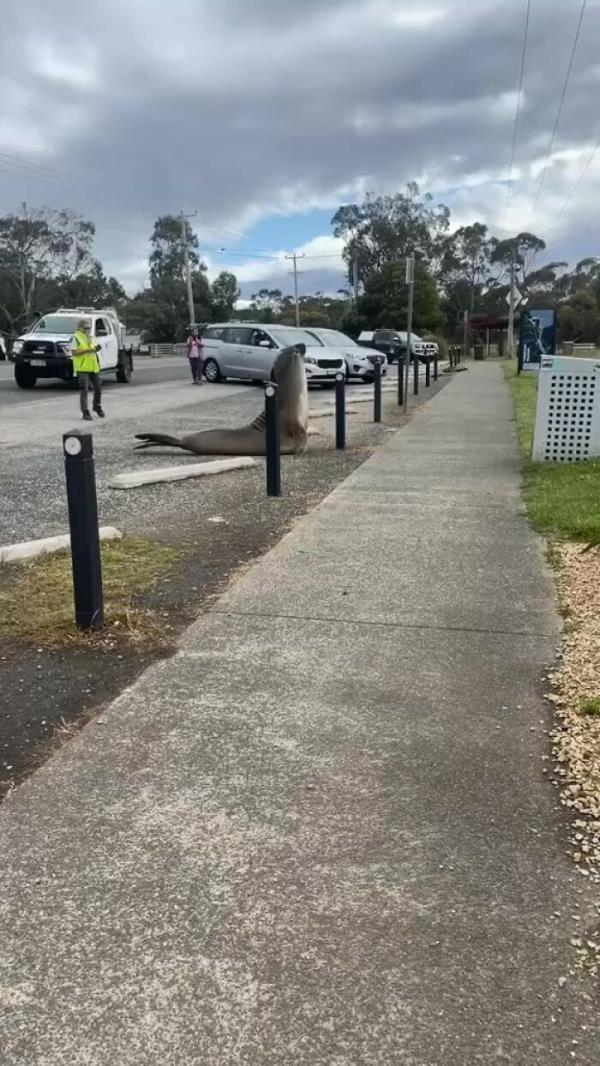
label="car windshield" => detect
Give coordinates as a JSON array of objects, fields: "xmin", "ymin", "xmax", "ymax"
[
  {"xmin": 32, "ymin": 315, "xmax": 80, "ymax": 335},
  {"xmin": 268, "ymin": 328, "xmax": 324, "ymax": 348},
  {"xmin": 309, "ymin": 330, "xmax": 358, "ymax": 348}
]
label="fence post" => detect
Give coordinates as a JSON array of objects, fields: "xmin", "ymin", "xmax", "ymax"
[
  {"xmin": 425, "ymin": 357, "xmax": 431, "ymax": 388},
  {"xmin": 335, "ymin": 372, "xmax": 346, "ymax": 450},
  {"xmin": 63, "ymin": 430, "xmax": 104, "ymax": 630},
  {"xmin": 265, "ymin": 384, "xmax": 281, "ymax": 496},
  {"xmin": 373, "ymin": 358, "xmax": 382, "ymax": 422},
  {"xmin": 434, "ymin": 354, "xmax": 439, "ymax": 381},
  {"xmin": 413, "ymin": 356, "xmax": 419, "ymax": 396}
]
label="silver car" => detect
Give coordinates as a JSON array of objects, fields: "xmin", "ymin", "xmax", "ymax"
[
  {"xmin": 201, "ymin": 323, "xmax": 345, "ymax": 385},
  {"xmin": 305, "ymin": 328, "xmax": 388, "ymax": 383}
]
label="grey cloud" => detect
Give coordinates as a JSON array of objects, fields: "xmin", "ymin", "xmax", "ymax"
[{"xmin": 0, "ymin": 0, "xmax": 599, "ymax": 291}]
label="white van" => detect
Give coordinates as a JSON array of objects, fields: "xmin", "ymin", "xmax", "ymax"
[{"xmin": 12, "ymin": 307, "xmax": 133, "ymax": 389}]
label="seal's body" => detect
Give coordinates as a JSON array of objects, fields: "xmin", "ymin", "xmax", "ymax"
[{"xmin": 135, "ymin": 345, "xmax": 309, "ymax": 456}]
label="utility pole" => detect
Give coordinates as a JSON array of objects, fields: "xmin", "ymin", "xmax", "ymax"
[
  {"xmin": 180, "ymin": 210, "xmax": 197, "ymax": 329},
  {"xmin": 507, "ymin": 245, "xmax": 516, "ymax": 360},
  {"xmin": 404, "ymin": 254, "xmax": 415, "ymax": 414},
  {"xmin": 285, "ymin": 253, "xmax": 305, "ymax": 327}
]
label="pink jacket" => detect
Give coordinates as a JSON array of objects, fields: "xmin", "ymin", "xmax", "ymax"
[{"xmin": 186, "ymin": 335, "xmax": 204, "ymax": 356}]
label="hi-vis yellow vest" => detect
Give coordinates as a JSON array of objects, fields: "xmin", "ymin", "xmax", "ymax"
[{"xmin": 72, "ymin": 329, "xmax": 100, "ymax": 374}]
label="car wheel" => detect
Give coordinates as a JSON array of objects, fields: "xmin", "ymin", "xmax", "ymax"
[
  {"xmin": 361, "ymin": 375, "xmax": 374, "ymax": 384},
  {"xmin": 321, "ymin": 381, "xmax": 336, "ymax": 390},
  {"xmin": 203, "ymin": 358, "xmax": 223, "ymax": 383},
  {"xmin": 116, "ymin": 357, "xmax": 132, "ymax": 383},
  {"xmin": 15, "ymin": 365, "xmax": 37, "ymax": 389}
]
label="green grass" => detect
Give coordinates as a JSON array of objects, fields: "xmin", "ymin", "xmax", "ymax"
[
  {"xmin": 0, "ymin": 536, "xmax": 178, "ymax": 646},
  {"xmin": 579, "ymin": 697, "xmax": 600, "ymax": 718},
  {"xmin": 505, "ymin": 362, "xmax": 600, "ymax": 543}
]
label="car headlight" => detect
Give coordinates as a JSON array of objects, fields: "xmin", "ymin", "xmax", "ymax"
[
  {"xmin": 12, "ymin": 340, "xmax": 23, "ymax": 354},
  {"xmin": 304, "ymin": 356, "xmax": 318, "ymax": 365}
]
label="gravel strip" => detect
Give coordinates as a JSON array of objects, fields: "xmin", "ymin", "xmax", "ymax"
[{"xmin": 548, "ymin": 542, "xmax": 600, "ymax": 979}]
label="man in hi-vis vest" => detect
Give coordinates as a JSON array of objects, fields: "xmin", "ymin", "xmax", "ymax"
[{"xmin": 70, "ymin": 318, "xmax": 105, "ymax": 421}]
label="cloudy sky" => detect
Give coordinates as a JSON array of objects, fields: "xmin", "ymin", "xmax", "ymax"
[{"xmin": 1, "ymin": 0, "xmax": 600, "ymax": 299}]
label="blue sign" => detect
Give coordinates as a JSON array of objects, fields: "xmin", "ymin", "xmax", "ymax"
[{"xmin": 518, "ymin": 308, "xmax": 556, "ymax": 371}]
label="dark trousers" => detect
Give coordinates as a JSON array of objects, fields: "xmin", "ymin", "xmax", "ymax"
[
  {"xmin": 188, "ymin": 356, "xmax": 202, "ymax": 382},
  {"xmin": 78, "ymin": 371, "xmax": 102, "ymax": 413}
]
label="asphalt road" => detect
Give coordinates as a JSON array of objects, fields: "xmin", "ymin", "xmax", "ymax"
[{"xmin": 0, "ymin": 356, "xmax": 191, "ymax": 407}]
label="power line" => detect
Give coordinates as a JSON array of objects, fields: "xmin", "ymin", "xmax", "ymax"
[
  {"xmin": 196, "ymin": 220, "xmax": 279, "ymax": 254},
  {"xmin": 503, "ymin": 0, "xmax": 532, "ymax": 227},
  {"xmin": 0, "ymin": 149, "xmax": 71, "ymax": 182},
  {"xmin": 548, "ymin": 131, "xmax": 600, "ymax": 236},
  {"xmin": 528, "ymin": 0, "xmax": 588, "ymax": 229}
]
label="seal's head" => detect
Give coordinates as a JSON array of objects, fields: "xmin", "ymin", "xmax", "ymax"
[
  {"xmin": 273, "ymin": 343, "xmax": 309, "ymax": 439},
  {"xmin": 273, "ymin": 343, "xmax": 306, "ymax": 393}
]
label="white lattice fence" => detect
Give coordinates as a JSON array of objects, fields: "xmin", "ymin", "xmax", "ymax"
[{"xmin": 532, "ymin": 356, "xmax": 600, "ymax": 462}]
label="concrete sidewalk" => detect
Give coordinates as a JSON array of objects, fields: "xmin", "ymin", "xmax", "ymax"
[{"xmin": 1, "ymin": 362, "xmax": 598, "ymax": 1064}]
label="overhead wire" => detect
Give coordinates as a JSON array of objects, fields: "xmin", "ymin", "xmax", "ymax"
[
  {"xmin": 527, "ymin": 0, "xmax": 588, "ymax": 230},
  {"xmin": 503, "ymin": 0, "xmax": 532, "ymax": 228},
  {"xmin": 547, "ymin": 132, "xmax": 600, "ymax": 240}
]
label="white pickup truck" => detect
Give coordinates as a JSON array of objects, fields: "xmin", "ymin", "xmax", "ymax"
[{"xmin": 12, "ymin": 307, "xmax": 134, "ymax": 389}]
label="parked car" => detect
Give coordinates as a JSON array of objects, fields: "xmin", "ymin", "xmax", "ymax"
[
  {"xmin": 12, "ymin": 307, "xmax": 133, "ymax": 389},
  {"xmin": 304, "ymin": 328, "xmax": 387, "ymax": 383},
  {"xmin": 201, "ymin": 323, "xmax": 345, "ymax": 386},
  {"xmin": 358, "ymin": 329, "xmax": 438, "ymax": 363}
]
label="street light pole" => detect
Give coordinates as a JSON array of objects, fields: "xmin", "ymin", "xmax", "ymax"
[
  {"xmin": 404, "ymin": 254, "xmax": 415, "ymax": 414},
  {"xmin": 508, "ymin": 246, "xmax": 516, "ymax": 360},
  {"xmin": 180, "ymin": 210, "xmax": 197, "ymax": 328}
]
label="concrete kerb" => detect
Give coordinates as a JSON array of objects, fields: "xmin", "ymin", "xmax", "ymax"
[
  {"xmin": 0, "ymin": 526, "xmax": 122, "ymax": 565},
  {"xmin": 108, "ymin": 457, "xmax": 256, "ymax": 490}
]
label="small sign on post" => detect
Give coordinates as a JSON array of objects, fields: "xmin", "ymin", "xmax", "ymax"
[{"xmin": 63, "ymin": 430, "xmax": 104, "ymax": 630}]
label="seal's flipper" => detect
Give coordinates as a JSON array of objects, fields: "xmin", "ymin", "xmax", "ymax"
[{"xmin": 134, "ymin": 433, "xmax": 188, "ymax": 451}]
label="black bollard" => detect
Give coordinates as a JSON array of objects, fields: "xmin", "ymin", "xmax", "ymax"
[
  {"xmin": 425, "ymin": 357, "xmax": 431, "ymax": 388},
  {"xmin": 413, "ymin": 355, "xmax": 419, "ymax": 396},
  {"xmin": 335, "ymin": 371, "xmax": 346, "ymax": 450},
  {"xmin": 265, "ymin": 383, "xmax": 281, "ymax": 496},
  {"xmin": 434, "ymin": 354, "xmax": 439, "ymax": 381},
  {"xmin": 397, "ymin": 354, "xmax": 404, "ymax": 406},
  {"xmin": 63, "ymin": 430, "xmax": 104, "ymax": 630},
  {"xmin": 373, "ymin": 358, "xmax": 382, "ymax": 422}
]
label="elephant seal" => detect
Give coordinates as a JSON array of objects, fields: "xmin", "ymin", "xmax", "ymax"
[{"xmin": 135, "ymin": 344, "xmax": 309, "ymax": 456}]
